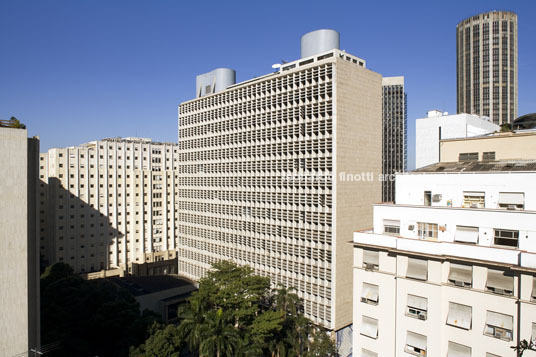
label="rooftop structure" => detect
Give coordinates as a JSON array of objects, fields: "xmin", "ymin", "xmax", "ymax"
[{"xmin": 415, "ymin": 111, "xmax": 499, "ymax": 169}]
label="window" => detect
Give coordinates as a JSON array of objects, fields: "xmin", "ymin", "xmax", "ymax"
[
  {"xmin": 532, "ymin": 323, "xmax": 536, "ymax": 345},
  {"xmin": 424, "ymin": 191, "xmax": 431, "ymax": 206},
  {"xmin": 459, "ymin": 152, "xmax": 479, "ymax": 161},
  {"xmin": 448, "ymin": 263, "xmax": 472, "ymax": 287},
  {"xmin": 405, "ymin": 331, "xmax": 427, "ymax": 356},
  {"xmin": 532, "ymin": 277, "xmax": 536, "ymax": 301},
  {"xmin": 406, "ymin": 258, "xmax": 427, "ymax": 281},
  {"xmin": 361, "ymin": 283, "xmax": 379, "ymax": 305},
  {"xmin": 455, "ymin": 226, "xmax": 479, "ymax": 244},
  {"xmin": 493, "ymin": 229, "xmax": 519, "ymax": 248},
  {"xmin": 417, "ymin": 223, "xmax": 438, "ymax": 239},
  {"xmin": 463, "ymin": 191, "xmax": 485, "ymax": 208},
  {"xmin": 486, "ymin": 269, "xmax": 514, "ymax": 295},
  {"xmin": 360, "ymin": 316, "xmax": 378, "ymax": 339},
  {"xmin": 361, "ymin": 349, "xmax": 377, "ymax": 357},
  {"xmin": 482, "ymin": 151, "xmax": 496, "ymax": 161},
  {"xmin": 484, "ymin": 311, "xmax": 513, "ymax": 341},
  {"xmin": 383, "ymin": 219, "xmax": 400, "ymax": 235},
  {"xmin": 406, "ymin": 294, "xmax": 427, "ymax": 320},
  {"xmin": 447, "ymin": 302, "xmax": 472, "ymax": 330},
  {"xmin": 447, "ymin": 341, "xmax": 471, "ymax": 357},
  {"xmin": 498, "ymin": 192, "xmax": 524, "ymax": 210},
  {"xmin": 363, "ymin": 250, "xmax": 379, "ymax": 270}
]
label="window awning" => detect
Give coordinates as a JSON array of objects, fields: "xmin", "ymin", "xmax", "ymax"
[
  {"xmin": 406, "ymin": 258, "xmax": 428, "ymax": 281},
  {"xmin": 383, "ymin": 219, "xmax": 400, "ymax": 226},
  {"xmin": 486, "ymin": 269, "xmax": 514, "ymax": 291},
  {"xmin": 448, "ymin": 341, "xmax": 471, "ymax": 357},
  {"xmin": 449, "ymin": 263, "xmax": 472, "ymax": 285},
  {"xmin": 360, "ymin": 316, "xmax": 378, "ymax": 339},
  {"xmin": 447, "ymin": 302, "xmax": 472, "ymax": 330},
  {"xmin": 486, "ymin": 311, "xmax": 513, "ymax": 330},
  {"xmin": 498, "ymin": 192, "xmax": 524, "ymax": 205},
  {"xmin": 361, "ymin": 349, "xmax": 378, "ymax": 357},
  {"xmin": 407, "ymin": 294, "xmax": 427, "ymax": 311},
  {"xmin": 464, "ymin": 191, "xmax": 484, "ymax": 197},
  {"xmin": 363, "ymin": 250, "xmax": 379, "ymax": 266},
  {"xmin": 406, "ymin": 331, "xmax": 427, "ymax": 350},
  {"xmin": 454, "ymin": 226, "xmax": 479, "ymax": 243},
  {"xmin": 362, "ymin": 283, "xmax": 379, "ymax": 302}
]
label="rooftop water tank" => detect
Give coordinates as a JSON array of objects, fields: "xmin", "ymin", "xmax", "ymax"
[
  {"xmin": 301, "ymin": 29, "xmax": 340, "ymax": 58},
  {"xmin": 196, "ymin": 68, "xmax": 236, "ymax": 98}
]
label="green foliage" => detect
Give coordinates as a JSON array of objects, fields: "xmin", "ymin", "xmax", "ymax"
[
  {"xmin": 129, "ymin": 322, "xmax": 185, "ymax": 357},
  {"xmin": 40, "ymin": 263, "xmax": 158, "ymax": 357},
  {"xmin": 165, "ymin": 260, "xmax": 337, "ymax": 357},
  {"xmin": 501, "ymin": 123, "xmax": 512, "ymax": 132},
  {"xmin": 8, "ymin": 116, "xmax": 26, "ymax": 129}
]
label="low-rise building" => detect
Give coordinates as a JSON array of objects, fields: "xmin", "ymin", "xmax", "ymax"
[
  {"xmin": 415, "ymin": 110, "xmax": 499, "ymax": 168},
  {"xmin": 352, "ymin": 160, "xmax": 536, "ymax": 356}
]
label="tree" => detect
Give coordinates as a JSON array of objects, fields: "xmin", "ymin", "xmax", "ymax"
[
  {"xmin": 199, "ymin": 309, "xmax": 241, "ymax": 357},
  {"xmin": 511, "ymin": 339, "xmax": 535, "ymax": 356},
  {"xmin": 129, "ymin": 323, "xmax": 185, "ymax": 357},
  {"xmin": 172, "ymin": 261, "xmax": 336, "ymax": 357},
  {"xmin": 41, "ymin": 263, "xmax": 158, "ymax": 357}
]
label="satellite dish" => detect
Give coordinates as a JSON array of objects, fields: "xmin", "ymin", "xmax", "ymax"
[{"xmin": 272, "ymin": 63, "xmax": 281, "ymax": 69}]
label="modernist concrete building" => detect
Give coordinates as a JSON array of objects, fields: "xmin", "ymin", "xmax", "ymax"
[
  {"xmin": 415, "ymin": 110, "xmax": 499, "ymax": 169},
  {"xmin": 0, "ymin": 125, "xmax": 40, "ymax": 357},
  {"xmin": 352, "ymin": 162, "xmax": 536, "ymax": 356},
  {"xmin": 457, "ymin": 11, "xmax": 518, "ymax": 125},
  {"xmin": 177, "ymin": 29, "xmax": 382, "ymax": 349},
  {"xmin": 39, "ymin": 137, "xmax": 180, "ymax": 276},
  {"xmin": 382, "ymin": 76, "xmax": 406, "ymax": 202}
]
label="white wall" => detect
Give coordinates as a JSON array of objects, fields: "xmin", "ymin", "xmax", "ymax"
[{"xmin": 415, "ymin": 113, "xmax": 499, "ymax": 168}]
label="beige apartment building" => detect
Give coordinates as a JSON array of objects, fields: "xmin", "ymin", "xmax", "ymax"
[
  {"xmin": 39, "ymin": 137, "xmax": 180, "ymax": 276},
  {"xmin": 0, "ymin": 124, "xmax": 40, "ymax": 357},
  {"xmin": 440, "ymin": 130, "xmax": 536, "ymax": 163},
  {"xmin": 177, "ymin": 29, "xmax": 382, "ymax": 345}
]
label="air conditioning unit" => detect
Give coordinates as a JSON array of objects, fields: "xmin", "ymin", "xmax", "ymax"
[
  {"xmin": 432, "ymin": 194, "xmax": 442, "ymax": 202},
  {"xmin": 418, "ymin": 313, "xmax": 427, "ymax": 320},
  {"xmin": 454, "ymin": 280, "xmax": 464, "ymax": 287},
  {"xmin": 364, "ymin": 263, "xmax": 377, "ymax": 270},
  {"xmin": 507, "ymin": 204, "xmax": 517, "ymax": 210}
]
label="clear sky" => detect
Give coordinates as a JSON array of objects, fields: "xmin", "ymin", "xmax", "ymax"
[{"xmin": 1, "ymin": 0, "xmax": 535, "ymax": 169}]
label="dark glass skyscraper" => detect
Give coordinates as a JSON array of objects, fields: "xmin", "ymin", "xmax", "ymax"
[
  {"xmin": 457, "ymin": 11, "xmax": 518, "ymax": 125},
  {"xmin": 382, "ymin": 77, "xmax": 407, "ymax": 202}
]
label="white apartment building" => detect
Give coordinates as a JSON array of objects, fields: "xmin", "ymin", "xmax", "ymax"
[
  {"xmin": 39, "ymin": 137, "xmax": 180, "ymax": 276},
  {"xmin": 352, "ymin": 160, "xmax": 536, "ymax": 356},
  {"xmin": 0, "ymin": 125, "xmax": 40, "ymax": 357},
  {"xmin": 415, "ymin": 110, "xmax": 499, "ymax": 168},
  {"xmin": 177, "ymin": 29, "xmax": 382, "ymax": 344}
]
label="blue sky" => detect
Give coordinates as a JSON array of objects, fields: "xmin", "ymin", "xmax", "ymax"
[{"xmin": 1, "ymin": 0, "xmax": 534, "ymax": 169}]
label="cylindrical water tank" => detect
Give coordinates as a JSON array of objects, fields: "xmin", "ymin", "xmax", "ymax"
[{"xmin": 301, "ymin": 29, "xmax": 340, "ymax": 58}]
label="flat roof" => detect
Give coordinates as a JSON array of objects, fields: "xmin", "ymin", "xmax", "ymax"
[
  {"xmin": 412, "ymin": 160, "xmax": 536, "ymax": 173},
  {"xmin": 107, "ymin": 275, "xmax": 196, "ymax": 296}
]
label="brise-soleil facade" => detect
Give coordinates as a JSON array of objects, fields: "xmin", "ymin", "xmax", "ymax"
[
  {"xmin": 38, "ymin": 137, "xmax": 180, "ymax": 276},
  {"xmin": 177, "ymin": 44, "xmax": 382, "ymax": 333}
]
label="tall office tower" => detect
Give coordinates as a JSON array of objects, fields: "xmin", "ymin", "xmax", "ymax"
[
  {"xmin": 39, "ymin": 137, "xmax": 180, "ymax": 276},
  {"xmin": 381, "ymin": 77, "xmax": 406, "ymax": 202},
  {"xmin": 0, "ymin": 123, "xmax": 40, "ymax": 357},
  {"xmin": 352, "ymin": 135, "xmax": 536, "ymax": 356},
  {"xmin": 456, "ymin": 11, "xmax": 518, "ymax": 125},
  {"xmin": 177, "ymin": 29, "xmax": 382, "ymax": 342}
]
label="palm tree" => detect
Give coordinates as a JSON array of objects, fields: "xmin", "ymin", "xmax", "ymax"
[
  {"xmin": 199, "ymin": 309, "xmax": 240, "ymax": 357},
  {"xmin": 177, "ymin": 298, "xmax": 205, "ymax": 352},
  {"xmin": 272, "ymin": 284, "xmax": 301, "ymax": 316}
]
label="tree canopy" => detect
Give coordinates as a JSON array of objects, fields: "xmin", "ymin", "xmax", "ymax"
[
  {"xmin": 131, "ymin": 261, "xmax": 337, "ymax": 357},
  {"xmin": 41, "ymin": 263, "xmax": 158, "ymax": 357}
]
